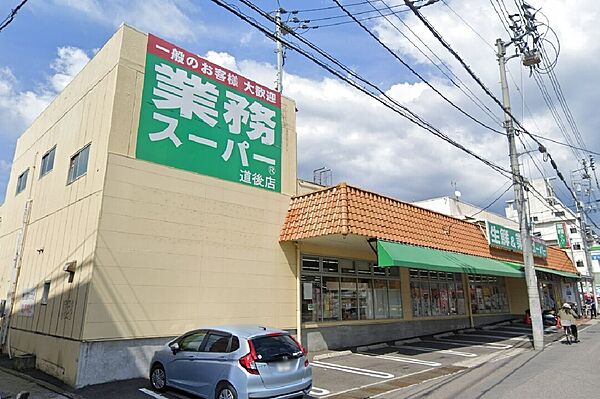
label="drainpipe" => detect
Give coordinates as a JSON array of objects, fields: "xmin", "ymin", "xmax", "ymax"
[{"xmin": 295, "ymin": 242, "xmax": 302, "ymax": 344}]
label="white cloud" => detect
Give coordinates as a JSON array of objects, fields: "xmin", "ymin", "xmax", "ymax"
[
  {"xmin": 51, "ymin": 0, "xmax": 200, "ymax": 42},
  {"xmin": 50, "ymin": 47, "xmax": 91, "ymax": 91},
  {"xmin": 0, "ymin": 47, "xmax": 91, "ymax": 201}
]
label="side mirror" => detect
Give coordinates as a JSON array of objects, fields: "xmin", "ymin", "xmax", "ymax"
[{"xmin": 170, "ymin": 342, "xmax": 180, "ymax": 354}]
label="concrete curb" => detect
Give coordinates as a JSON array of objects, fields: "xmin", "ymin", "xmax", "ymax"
[
  {"xmin": 357, "ymin": 343, "xmax": 389, "ymax": 352},
  {"xmin": 312, "ymin": 350, "xmax": 353, "ymax": 361},
  {"xmin": 457, "ymin": 328, "xmax": 476, "ymax": 334},
  {"xmin": 394, "ymin": 338, "xmax": 421, "ymax": 346},
  {"xmin": 433, "ymin": 332, "xmax": 454, "ymax": 338},
  {"xmin": 0, "ymin": 366, "xmax": 84, "ymax": 399}
]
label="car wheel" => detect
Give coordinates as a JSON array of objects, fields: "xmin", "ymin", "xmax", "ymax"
[
  {"xmin": 150, "ymin": 363, "xmax": 167, "ymax": 392},
  {"xmin": 215, "ymin": 382, "xmax": 237, "ymax": 399}
]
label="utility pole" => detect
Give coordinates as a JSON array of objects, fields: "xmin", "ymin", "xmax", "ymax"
[
  {"xmin": 573, "ymin": 176, "xmax": 598, "ymax": 310},
  {"xmin": 496, "ymin": 38, "xmax": 544, "ymax": 350},
  {"xmin": 274, "ymin": 8, "xmax": 284, "ymax": 93}
]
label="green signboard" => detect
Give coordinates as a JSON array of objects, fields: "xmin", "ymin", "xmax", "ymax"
[
  {"xmin": 486, "ymin": 221, "xmax": 547, "ymax": 258},
  {"xmin": 555, "ymin": 223, "xmax": 569, "ymax": 248},
  {"xmin": 136, "ymin": 34, "xmax": 282, "ymax": 192}
]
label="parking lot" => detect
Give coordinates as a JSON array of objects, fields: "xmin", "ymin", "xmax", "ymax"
[{"xmin": 75, "ymin": 322, "xmax": 565, "ymax": 399}]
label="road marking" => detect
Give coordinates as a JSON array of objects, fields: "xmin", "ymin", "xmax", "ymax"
[
  {"xmin": 356, "ymin": 353, "xmax": 442, "ymax": 367},
  {"xmin": 139, "ymin": 388, "xmax": 169, "ymax": 399},
  {"xmin": 463, "ymin": 333, "xmax": 529, "ymax": 341},
  {"xmin": 310, "ymin": 387, "xmax": 330, "ymax": 396},
  {"xmin": 320, "ymin": 368, "xmax": 435, "ymax": 398},
  {"xmin": 435, "ymin": 338, "xmax": 513, "ymax": 349},
  {"xmin": 392, "ymin": 345, "xmax": 477, "ymax": 357},
  {"xmin": 311, "ymin": 361, "xmax": 394, "ymax": 379}
]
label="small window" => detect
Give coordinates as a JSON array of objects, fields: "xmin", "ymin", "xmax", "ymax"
[
  {"xmin": 179, "ymin": 331, "xmax": 207, "ymax": 352},
  {"xmin": 229, "ymin": 336, "xmax": 240, "ymax": 352},
  {"xmin": 41, "ymin": 281, "xmax": 51, "ymax": 305},
  {"xmin": 40, "ymin": 147, "xmax": 56, "ymax": 178},
  {"xmin": 576, "ymin": 260, "xmax": 585, "ymax": 268},
  {"xmin": 202, "ymin": 333, "xmax": 231, "ymax": 353},
  {"xmin": 573, "ymin": 244, "xmax": 582, "ymax": 250},
  {"xmin": 554, "ymin": 211, "xmax": 565, "ymax": 217},
  {"xmin": 16, "ymin": 169, "xmax": 29, "ymax": 195},
  {"xmin": 67, "ymin": 144, "xmax": 90, "ymax": 184},
  {"xmin": 570, "ymin": 227, "xmax": 577, "ymax": 234},
  {"xmin": 532, "ymin": 216, "xmax": 539, "ymax": 222}
]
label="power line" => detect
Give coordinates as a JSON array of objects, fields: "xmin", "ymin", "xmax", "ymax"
[
  {"xmin": 371, "ymin": 0, "xmax": 503, "ymax": 127},
  {"xmin": 403, "ymin": 0, "xmax": 578, "ymax": 203},
  {"xmin": 440, "ymin": 1, "xmax": 600, "ymax": 158},
  {"xmin": 468, "ymin": 182, "xmax": 514, "ymax": 219},
  {"xmin": 212, "ymin": 0, "xmax": 515, "ymax": 182},
  {"xmin": 0, "ymin": 0, "xmax": 29, "ymax": 33},
  {"xmin": 332, "ymin": 0, "xmax": 506, "ymax": 136}
]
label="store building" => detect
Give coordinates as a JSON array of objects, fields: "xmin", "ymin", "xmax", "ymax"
[
  {"xmin": 280, "ymin": 183, "xmax": 578, "ymax": 351},
  {"xmin": 0, "ymin": 25, "xmax": 579, "ymax": 387}
]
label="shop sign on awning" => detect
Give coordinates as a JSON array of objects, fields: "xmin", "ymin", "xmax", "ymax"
[
  {"xmin": 377, "ymin": 240, "xmax": 525, "ymax": 278},
  {"xmin": 486, "ymin": 221, "xmax": 547, "ymax": 258}
]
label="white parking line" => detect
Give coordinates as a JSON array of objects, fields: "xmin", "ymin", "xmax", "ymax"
[
  {"xmin": 392, "ymin": 345, "xmax": 477, "ymax": 357},
  {"xmin": 320, "ymin": 368, "xmax": 435, "ymax": 398},
  {"xmin": 465, "ymin": 333, "xmax": 529, "ymax": 341},
  {"xmin": 477, "ymin": 330, "xmax": 530, "ymax": 336},
  {"xmin": 356, "ymin": 353, "xmax": 442, "ymax": 367},
  {"xmin": 139, "ymin": 388, "xmax": 169, "ymax": 399},
  {"xmin": 310, "ymin": 387, "xmax": 331, "ymax": 396},
  {"xmin": 435, "ymin": 338, "xmax": 513, "ymax": 349},
  {"xmin": 311, "ymin": 361, "xmax": 395, "ymax": 379}
]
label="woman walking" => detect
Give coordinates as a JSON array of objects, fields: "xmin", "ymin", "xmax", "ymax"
[{"xmin": 558, "ymin": 303, "xmax": 578, "ymax": 344}]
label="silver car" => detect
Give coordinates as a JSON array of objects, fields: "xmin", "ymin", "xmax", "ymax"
[{"xmin": 149, "ymin": 325, "xmax": 312, "ymax": 399}]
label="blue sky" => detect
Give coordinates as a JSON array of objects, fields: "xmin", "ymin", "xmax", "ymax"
[{"xmin": 0, "ymin": 0, "xmax": 599, "ymax": 229}]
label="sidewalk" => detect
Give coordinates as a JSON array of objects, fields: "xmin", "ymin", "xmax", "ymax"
[
  {"xmin": 386, "ymin": 319, "xmax": 600, "ymax": 398},
  {"xmin": 0, "ymin": 368, "xmax": 69, "ymax": 399}
]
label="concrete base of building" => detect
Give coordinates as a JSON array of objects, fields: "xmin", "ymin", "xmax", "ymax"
[
  {"xmin": 302, "ymin": 314, "xmax": 518, "ymax": 352},
  {"xmin": 75, "ymin": 336, "xmax": 174, "ymax": 387}
]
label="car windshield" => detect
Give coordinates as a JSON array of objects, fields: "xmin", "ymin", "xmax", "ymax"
[{"xmin": 251, "ymin": 334, "xmax": 303, "ymax": 362}]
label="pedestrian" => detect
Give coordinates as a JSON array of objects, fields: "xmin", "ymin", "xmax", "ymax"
[
  {"xmin": 558, "ymin": 303, "xmax": 578, "ymax": 344},
  {"xmin": 591, "ymin": 296, "xmax": 597, "ymax": 319}
]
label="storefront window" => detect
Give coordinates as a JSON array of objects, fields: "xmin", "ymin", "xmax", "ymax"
[
  {"xmin": 468, "ymin": 275, "xmax": 510, "ymax": 314},
  {"xmin": 389, "ymin": 280, "xmax": 402, "ymax": 318},
  {"xmin": 322, "ymin": 276, "xmax": 340, "ymax": 321},
  {"xmin": 323, "ymin": 258, "xmax": 339, "ymax": 273},
  {"xmin": 301, "ymin": 256, "xmax": 402, "ymax": 322},
  {"xmin": 301, "ymin": 275, "xmax": 321, "ymax": 322},
  {"xmin": 341, "ymin": 278, "xmax": 358, "ymax": 320},
  {"xmin": 358, "ymin": 278, "xmax": 373, "ymax": 320},
  {"xmin": 373, "ymin": 279, "xmax": 389, "ymax": 319},
  {"xmin": 410, "ymin": 269, "xmax": 465, "ymax": 317}
]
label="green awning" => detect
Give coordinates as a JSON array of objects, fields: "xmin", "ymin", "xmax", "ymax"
[
  {"xmin": 535, "ymin": 266, "xmax": 580, "ymax": 279},
  {"xmin": 377, "ymin": 240, "xmax": 525, "ymax": 278},
  {"xmin": 493, "ymin": 262, "xmax": 580, "ymax": 279}
]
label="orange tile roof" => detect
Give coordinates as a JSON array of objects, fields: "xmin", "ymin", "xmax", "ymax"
[{"xmin": 280, "ymin": 183, "xmax": 577, "ymax": 274}]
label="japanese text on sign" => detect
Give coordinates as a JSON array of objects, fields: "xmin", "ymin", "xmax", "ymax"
[
  {"xmin": 486, "ymin": 221, "xmax": 547, "ymax": 258},
  {"xmin": 136, "ymin": 34, "xmax": 282, "ymax": 192}
]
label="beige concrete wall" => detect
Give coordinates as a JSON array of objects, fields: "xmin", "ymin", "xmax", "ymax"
[
  {"xmin": 0, "ymin": 26, "xmax": 130, "ymax": 383},
  {"xmin": 81, "ymin": 26, "xmax": 300, "ymax": 341},
  {"xmin": 506, "ymin": 276, "xmax": 528, "ymax": 314},
  {"xmin": 10, "ymin": 329, "xmax": 81, "ymax": 386},
  {"xmin": 85, "ymin": 153, "xmax": 297, "ymax": 340}
]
